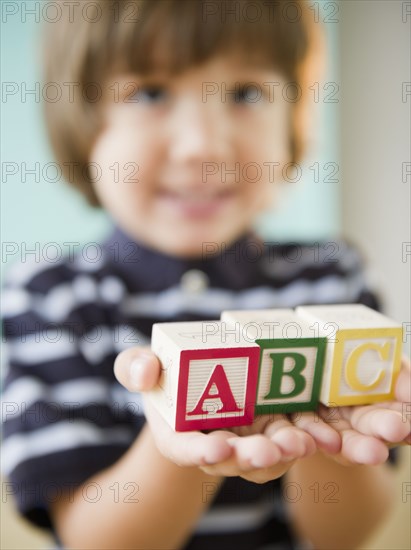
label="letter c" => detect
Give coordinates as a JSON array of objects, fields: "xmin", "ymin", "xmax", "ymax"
[{"xmin": 345, "ymin": 342, "xmax": 391, "ymax": 392}]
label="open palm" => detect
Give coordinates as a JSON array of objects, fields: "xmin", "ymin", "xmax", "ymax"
[{"xmin": 115, "ymin": 347, "xmax": 410, "ymax": 482}]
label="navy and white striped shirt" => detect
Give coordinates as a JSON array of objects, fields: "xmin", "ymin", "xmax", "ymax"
[{"xmin": 1, "ymin": 225, "xmax": 379, "ymax": 549}]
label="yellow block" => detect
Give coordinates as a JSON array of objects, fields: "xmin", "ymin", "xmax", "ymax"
[{"xmin": 328, "ymin": 328, "xmax": 403, "ymax": 405}]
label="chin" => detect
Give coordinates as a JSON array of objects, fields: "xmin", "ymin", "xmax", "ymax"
[
  {"xmin": 159, "ymin": 230, "xmax": 245, "ymax": 260},
  {"xmin": 160, "ymin": 240, "xmax": 208, "ymax": 259}
]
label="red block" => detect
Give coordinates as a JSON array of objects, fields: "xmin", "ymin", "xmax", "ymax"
[{"xmin": 148, "ymin": 321, "xmax": 260, "ymax": 431}]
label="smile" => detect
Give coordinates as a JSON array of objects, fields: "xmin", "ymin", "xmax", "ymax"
[{"xmin": 157, "ymin": 188, "xmax": 236, "ymax": 218}]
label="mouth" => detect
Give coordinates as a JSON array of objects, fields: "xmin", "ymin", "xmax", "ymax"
[{"xmin": 157, "ymin": 187, "xmax": 237, "ymax": 219}]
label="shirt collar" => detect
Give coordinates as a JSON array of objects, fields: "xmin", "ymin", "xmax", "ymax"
[{"xmin": 102, "ymin": 224, "xmax": 264, "ymax": 293}]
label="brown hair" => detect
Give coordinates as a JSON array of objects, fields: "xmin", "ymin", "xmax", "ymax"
[{"xmin": 42, "ymin": 0, "xmax": 323, "ymax": 207}]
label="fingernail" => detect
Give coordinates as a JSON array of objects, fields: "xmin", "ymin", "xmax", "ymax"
[{"xmin": 130, "ymin": 354, "xmax": 152, "ymax": 390}]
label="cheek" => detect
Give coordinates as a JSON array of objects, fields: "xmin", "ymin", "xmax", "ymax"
[
  {"xmin": 89, "ymin": 129, "xmax": 151, "ymax": 206},
  {"xmin": 90, "ymin": 118, "xmax": 158, "ymax": 177},
  {"xmin": 241, "ymin": 113, "xmax": 290, "ymax": 169},
  {"xmin": 244, "ymin": 179, "xmax": 274, "ymax": 214},
  {"xmin": 238, "ymin": 140, "xmax": 288, "ymax": 215}
]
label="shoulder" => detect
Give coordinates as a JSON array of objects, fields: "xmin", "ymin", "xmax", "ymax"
[
  {"xmin": 257, "ymin": 238, "xmax": 379, "ymax": 308},
  {"xmin": 2, "ymin": 245, "xmax": 127, "ymax": 325},
  {"xmin": 1, "ymin": 245, "xmax": 138, "ymax": 389},
  {"xmin": 259, "ymin": 238, "xmax": 363, "ymax": 279}
]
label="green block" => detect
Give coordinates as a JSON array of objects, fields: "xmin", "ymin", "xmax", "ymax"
[{"xmin": 254, "ymin": 337, "xmax": 326, "ymax": 415}]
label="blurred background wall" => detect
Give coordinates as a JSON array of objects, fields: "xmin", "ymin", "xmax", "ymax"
[
  {"xmin": 339, "ymin": 3, "xmax": 411, "ymax": 545},
  {"xmin": 1, "ymin": 0, "xmax": 410, "ymax": 548}
]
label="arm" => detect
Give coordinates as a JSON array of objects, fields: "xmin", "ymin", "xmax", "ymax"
[
  {"xmin": 285, "ymin": 357, "xmax": 411, "ymax": 549},
  {"xmin": 51, "ymin": 424, "xmax": 223, "ymax": 550},
  {"xmin": 103, "ymin": 348, "xmax": 408, "ymax": 550},
  {"xmin": 286, "ymin": 452, "xmax": 395, "ymax": 550},
  {"xmin": 51, "ymin": 344, "xmax": 326, "ymax": 549}
]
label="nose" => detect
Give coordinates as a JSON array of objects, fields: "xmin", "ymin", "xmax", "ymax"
[{"xmin": 167, "ymin": 96, "xmax": 233, "ymax": 166}]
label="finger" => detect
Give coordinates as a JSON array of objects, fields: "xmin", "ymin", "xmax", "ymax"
[
  {"xmin": 264, "ymin": 418, "xmax": 316, "ymax": 460},
  {"xmin": 200, "ymin": 447, "xmax": 257, "ymax": 478},
  {"xmin": 238, "ymin": 462, "xmax": 294, "ymax": 484},
  {"xmin": 339, "ymin": 429, "xmax": 389, "ymax": 465},
  {"xmin": 144, "ymin": 401, "xmax": 233, "ymax": 467},
  {"xmin": 114, "ymin": 346, "xmax": 161, "ymax": 391},
  {"xmin": 200, "ymin": 457, "xmax": 240, "ymax": 477},
  {"xmin": 347, "ymin": 406, "xmax": 410, "ymax": 443},
  {"xmin": 200, "ymin": 438, "xmax": 289, "ymax": 480},
  {"xmin": 166, "ymin": 431, "xmax": 234, "ymax": 467},
  {"xmin": 226, "ymin": 434, "xmax": 282, "ymax": 469},
  {"xmin": 291, "ymin": 412, "xmax": 341, "ymax": 454}
]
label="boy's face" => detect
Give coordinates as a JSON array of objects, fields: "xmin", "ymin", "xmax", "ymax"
[{"xmin": 90, "ymin": 55, "xmax": 291, "ymax": 258}]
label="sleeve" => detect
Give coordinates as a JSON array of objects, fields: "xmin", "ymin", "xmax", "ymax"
[
  {"xmin": 260, "ymin": 238, "xmax": 383, "ymax": 311},
  {"xmin": 300, "ymin": 238, "xmax": 383, "ymax": 311},
  {"xmin": 1, "ymin": 262, "xmax": 144, "ymax": 530},
  {"xmin": 339, "ymin": 239, "xmax": 382, "ymax": 311}
]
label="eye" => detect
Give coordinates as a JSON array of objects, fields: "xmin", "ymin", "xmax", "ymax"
[
  {"xmin": 133, "ymin": 85, "xmax": 169, "ymax": 103},
  {"xmin": 233, "ymin": 84, "xmax": 262, "ymax": 104}
]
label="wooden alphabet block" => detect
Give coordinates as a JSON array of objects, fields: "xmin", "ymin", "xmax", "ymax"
[
  {"xmin": 296, "ymin": 304, "xmax": 403, "ymax": 406},
  {"xmin": 221, "ymin": 309, "xmax": 326, "ymax": 414},
  {"xmin": 148, "ymin": 321, "xmax": 260, "ymax": 431}
]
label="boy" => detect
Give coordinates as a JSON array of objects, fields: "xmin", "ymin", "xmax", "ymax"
[{"xmin": 2, "ymin": 1, "xmax": 410, "ymax": 549}]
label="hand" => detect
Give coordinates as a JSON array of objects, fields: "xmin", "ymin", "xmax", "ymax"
[
  {"xmin": 114, "ymin": 347, "xmax": 341, "ymax": 483},
  {"xmin": 310, "ymin": 357, "xmax": 411, "ymax": 466}
]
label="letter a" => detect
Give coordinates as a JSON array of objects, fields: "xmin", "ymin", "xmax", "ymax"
[{"xmin": 187, "ymin": 363, "xmax": 241, "ymax": 416}]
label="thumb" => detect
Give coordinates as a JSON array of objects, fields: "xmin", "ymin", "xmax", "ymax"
[{"xmin": 114, "ymin": 346, "xmax": 161, "ymax": 392}]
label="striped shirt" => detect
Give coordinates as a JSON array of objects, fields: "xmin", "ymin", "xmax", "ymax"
[{"xmin": 1, "ymin": 226, "xmax": 379, "ymax": 549}]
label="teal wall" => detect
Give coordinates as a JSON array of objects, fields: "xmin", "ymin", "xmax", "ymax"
[
  {"xmin": 256, "ymin": 3, "xmax": 340, "ymax": 240},
  {"xmin": 2, "ymin": 2, "xmax": 340, "ymax": 276},
  {"xmin": 1, "ymin": 10, "xmax": 108, "ymax": 276}
]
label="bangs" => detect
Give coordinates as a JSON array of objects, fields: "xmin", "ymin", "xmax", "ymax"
[{"xmin": 98, "ymin": 0, "xmax": 309, "ymax": 80}]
